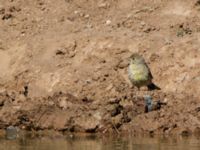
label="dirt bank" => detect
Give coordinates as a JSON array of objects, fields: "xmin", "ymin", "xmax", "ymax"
[{"xmin": 0, "ymin": 0, "xmax": 200, "ymax": 135}]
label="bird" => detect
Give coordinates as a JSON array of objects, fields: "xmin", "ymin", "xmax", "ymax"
[
  {"xmin": 144, "ymin": 95, "xmax": 153, "ymax": 112},
  {"xmin": 144, "ymin": 95, "xmax": 166, "ymax": 113},
  {"xmin": 128, "ymin": 53, "xmax": 160, "ymax": 90}
]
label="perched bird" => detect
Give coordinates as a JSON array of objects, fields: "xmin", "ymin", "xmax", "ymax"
[
  {"xmin": 128, "ymin": 53, "xmax": 160, "ymax": 90},
  {"xmin": 144, "ymin": 95, "xmax": 166, "ymax": 113},
  {"xmin": 144, "ymin": 95, "xmax": 153, "ymax": 112}
]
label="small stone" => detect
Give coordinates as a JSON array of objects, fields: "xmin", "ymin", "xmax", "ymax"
[
  {"xmin": 48, "ymin": 101, "xmax": 54, "ymax": 106},
  {"xmin": 6, "ymin": 126, "xmax": 19, "ymax": 140},
  {"xmin": 105, "ymin": 20, "xmax": 111, "ymax": 25},
  {"xmin": 84, "ymin": 14, "xmax": 90, "ymax": 18},
  {"xmin": 86, "ymin": 24, "xmax": 93, "ymax": 29},
  {"xmin": 74, "ymin": 115, "xmax": 99, "ymax": 133},
  {"xmin": 69, "ymin": 134, "xmax": 74, "ymax": 138},
  {"xmin": 58, "ymin": 99, "xmax": 67, "ymax": 109},
  {"xmin": 74, "ymin": 10, "xmax": 79, "ymax": 14},
  {"xmin": 164, "ymin": 38, "xmax": 172, "ymax": 45},
  {"xmin": 108, "ymin": 98, "xmax": 120, "ymax": 104},
  {"xmin": 98, "ymin": 2, "xmax": 109, "ymax": 8}
]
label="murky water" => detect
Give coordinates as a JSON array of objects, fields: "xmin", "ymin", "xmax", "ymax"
[{"xmin": 1, "ymin": 134, "xmax": 200, "ymax": 150}]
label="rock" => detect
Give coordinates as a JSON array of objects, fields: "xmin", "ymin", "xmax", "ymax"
[
  {"xmin": 6, "ymin": 126, "xmax": 19, "ymax": 140},
  {"xmin": 108, "ymin": 98, "xmax": 120, "ymax": 104},
  {"xmin": 98, "ymin": 2, "xmax": 110, "ymax": 8},
  {"xmin": 84, "ymin": 14, "xmax": 90, "ymax": 19},
  {"xmin": 74, "ymin": 115, "xmax": 99, "ymax": 133},
  {"xmin": 86, "ymin": 24, "xmax": 93, "ymax": 29},
  {"xmin": 58, "ymin": 98, "xmax": 68, "ymax": 109},
  {"xmin": 74, "ymin": 10, "xmax": 79, "ymax": 14},
  {"xmin": 105, "ymin": 20, "xmax": 111, "ymax": 25}
]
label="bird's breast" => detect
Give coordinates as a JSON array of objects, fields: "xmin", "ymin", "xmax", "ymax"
[{"xmin": 128, "ymin": 63, "xmax": 149, "ymax": 82}]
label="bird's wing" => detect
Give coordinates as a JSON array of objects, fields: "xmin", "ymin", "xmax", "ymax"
[{"xmin": 144, "ymin": 61, "xmax": 153, "ymax": 79}]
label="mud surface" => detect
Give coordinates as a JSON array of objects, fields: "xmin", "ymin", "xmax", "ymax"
[{"xmin": 0, "ymin": 0, "xmax": 200, "ymax": 135}]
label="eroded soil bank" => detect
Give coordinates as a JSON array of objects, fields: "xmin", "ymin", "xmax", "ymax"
[{"xmin": 0, "ymin": 0, "xmax": 200, "ymax": 135}]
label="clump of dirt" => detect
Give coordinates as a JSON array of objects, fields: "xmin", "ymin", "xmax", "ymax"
[{"xmin": 0, "ymin": 0, "xmax": 200, "ymax": 135}]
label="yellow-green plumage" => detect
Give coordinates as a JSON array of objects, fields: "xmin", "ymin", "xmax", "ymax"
[{"xmin": 128, "ymin": 53, "xmax": 153, "ymax": 89}]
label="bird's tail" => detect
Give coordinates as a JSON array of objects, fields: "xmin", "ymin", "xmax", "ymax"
[{"xmin": 147, "ymin": 83, "xmax": 161, "ymax": 90}]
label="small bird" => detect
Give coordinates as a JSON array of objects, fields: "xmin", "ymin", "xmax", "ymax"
[
  {"xmin": 144, "ymin": 95, "xmax": 161, "ymax": 113},
  {"xmin": 144, "ymin": 95, "xmax": 166, "ymax": 113},
  {"xmin": 128, "ymin": 53, "xmax": 160, "ymax": 90},
  {"xmin": 144, "ymin": 95, "xmax": 153, "ymax": 112}
]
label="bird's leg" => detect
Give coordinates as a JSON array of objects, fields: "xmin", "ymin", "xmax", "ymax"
[{"xmin": 135, "ymin": 87, "xmax": 140, "ymax": 101}]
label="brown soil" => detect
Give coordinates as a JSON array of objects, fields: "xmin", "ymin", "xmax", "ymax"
[{"xmin": 0, "ymin": 0, "xmax": 200, "ymax": 135}]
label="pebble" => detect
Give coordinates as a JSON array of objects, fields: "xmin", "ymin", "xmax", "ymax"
[
  {"xmin": 108, "ymin": 98, "xmax": 120, "ymax": 104},
  {"xmin": 98, "ymin": 2, "xmax": 109, "ymax": 8},
  {"xmin": 105, "ymin": 20, "xmax": 111, "ymax": 25},
  {"xmin": 84, "ymin": 14, "xmax": 90, "ymax": 19},
  {"xmin": 74, "ymin": 10, "xmax": 79, "ymax": 14},
  {"xmin": 86, "ymin": 24, "xmax": 93, "ymax": 29},
  {"xmin": 59, "ymin": 99, "xmax": 68, "ymax": 109},
  {"xmin": 6, "ymin": 126, "xmax": 19, "ymax": 140}
]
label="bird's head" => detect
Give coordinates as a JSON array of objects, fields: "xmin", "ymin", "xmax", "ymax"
[{"xmin": 129, "ymin": 53, "xmax": 145, "ymax": 64}]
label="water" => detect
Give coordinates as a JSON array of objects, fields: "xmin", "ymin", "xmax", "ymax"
[{"xmin": 1, "ymin": 134, "xmax": 200, "ymax": 150}]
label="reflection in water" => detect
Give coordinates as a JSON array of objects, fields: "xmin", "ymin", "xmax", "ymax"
[{"xmin": 1, "ymin": 134, "xmax": 200, "ymax": 150}]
